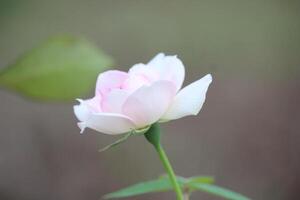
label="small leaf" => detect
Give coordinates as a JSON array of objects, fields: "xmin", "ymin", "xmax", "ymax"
[
  {"xmin": 188, "ymin": 183, "xmax": 250, "ymax": 200},
  {"xmin": 99, "ymin": 132, "xmax": 133, "ymax": 152},
  {"xmin": 103, "ymin": 178, "xmax": 174, "ymax": 199},
  {"xmin": 0, "ymin": 35, "xmax": 113, "ymax": 101}
]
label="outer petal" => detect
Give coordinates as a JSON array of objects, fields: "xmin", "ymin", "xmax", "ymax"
[
  {"xmin": 161, "ymin": 74, "xmax": 212, "ymax": 121},
  {"xmin": 122, "ymin": 80, "xmax": 176, "ymax": 128},
  {"xmin": 95, "ymin": 70, "xmax": 128, "ymax": 95},
  {"xmin": 74, "ymin": 103, "xmax": 91, "ymax": 122},
  {"xmin": 74, "ymin": 96, "xmax": 102, "ymax": 121},
  {"xmin": 148, "ymin": 53, "xmax": 185, "ymax": 91},
  {"xmin": 78, "ymin": 113, "xmax": 136, "ymax": 135}
]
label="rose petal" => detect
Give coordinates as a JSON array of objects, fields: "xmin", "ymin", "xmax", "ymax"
[
  {"xmin": 147, "ymin": 53, "xmax": 165, "ymax": 67},
  {"xmin": 74, "ymin": 96, "xmax": 102, "ymax": 121},
  {"xmin": 95, "ymin": 70, "xmax": 128, "ymax": 95},
  {"xmin": 79, "ymin": 113, "xmax": 136, "ymax": 135},
  {"xmin": 129, "ymin": 63, "xmax": 158, "ymax": 82},
  {"xmin": 122, "ymin": 73, "xmax": 151, "ymax": 93},
  {"xmin": 122, "ymin": 80, "xmax": 176, "ymax": 128},
  {"xmin": 148, "ymin": 53, "xmax": 185, "ymax": 91},
  {"xmin": 161, "ymin": 74, "xmax": 212, "ymax": 121},
  {"xmin": 74, "ymin": 104, "xmax": 91, "ymax": 122},
  {"xmin": 102, "ymin": 89, "xmax": 130, "ymax": 113}
]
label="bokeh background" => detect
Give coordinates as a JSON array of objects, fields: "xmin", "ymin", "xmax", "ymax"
[{"xmin": 0, "ymin": 0, "xmax": 300, "ymax": 199}]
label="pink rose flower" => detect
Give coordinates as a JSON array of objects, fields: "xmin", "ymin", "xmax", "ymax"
[{"xmin": 74, "ymin": 53, "xmax": 212, "ymax": 134}]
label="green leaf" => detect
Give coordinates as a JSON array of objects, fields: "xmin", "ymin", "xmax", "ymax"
[
  {"xmin": 103, "ymin": 176, "xmax": 250, "ymax": 199},
  {"xmin": 103, "ymin": 178, "xmax": 174, "ymax": 199},
  {"xmin": 0, "ymin": 35, "xmax": 113, "ymax": 101},
  {"xmin": 188, "ymin": 183, "xmax": 250, "ymax": 200},
  {"xmin": 187, "ymin": 176, "xmax": 215, "ymax": 184},
  {"xmin": 103, "ymin": 175, "xmax": 214, "ymax": 199}
]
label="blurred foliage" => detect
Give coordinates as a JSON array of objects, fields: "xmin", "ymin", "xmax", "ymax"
[
  {"xmin": 0, "ymin": 36, "xmax": 112, "ymax": 101},
  {"xmin": 104, "ymin": 175, "xmax": 250, "ymax": 200}
]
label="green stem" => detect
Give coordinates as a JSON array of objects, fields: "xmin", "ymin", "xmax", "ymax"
[
  {"xmin": 144, "ymin": 124, "xmax": 183, "ymax": 200},
  {"xmin": 156, "ymin": 144, "xmax": 184, "ymax": 200}
]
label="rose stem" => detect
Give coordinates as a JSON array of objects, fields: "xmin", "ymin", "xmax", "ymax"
[{"xmin": 145, "ymin": 123, "xmax": 183, "ymax": 200}]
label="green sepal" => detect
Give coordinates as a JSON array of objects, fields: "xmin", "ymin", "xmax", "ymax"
[
  {"xmin": 98, "ymin": 126, "xmax": 150, "ymax": 152},
  {"xmin": 98, "ymin": 131, "xmax": 133, "ymax": 152},
  {"xmin": 132, "ymin": 126, "xmax": 151, "ymax": 136},
  {"xmin": 144, "ymin": 123, "xmax": 161, "ymax": 149}
]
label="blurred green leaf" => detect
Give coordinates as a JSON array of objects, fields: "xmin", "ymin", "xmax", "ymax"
[
  {"xmin": 187, "ymin": 176, "xmax": 215, "ymax": 184},
  {"xmin": 103, "ymin": 178, "xmax": 173, "ymax": 199},
  {"xmin": 103, "ymin": 175, "xmax": 214, "ymax": 199},
  {"xmin": 0, "ymin": 36, "xmax": 112, "ymax": 101},
  {"xmin": 188, "ymin": 182, "xmax": 250, "ymax": 200},
  {"xmin": 104, "ymin": 175, "xmax": 250, "ymax": 199}
]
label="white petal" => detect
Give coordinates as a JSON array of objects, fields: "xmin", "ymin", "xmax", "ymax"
[
  {"xmin": 161, "ymin": 74, "xmax": 212, "ymax": 121},
  {"xmin": 74, "ymin": 97, "xmax": 135, "ymax": 135},
  {"xmin": 81, "ymin": 113, "xmax": 136, "ymax": 135},
  {"xmin": 122, "ymin": 80, "xmax": 176, "ymax": 128},
  {"xmin": 73, "ymin": 97, "xmax": 101, "ymax": 122},
  {"xmin": 128, "ymin": 63, "xmax": 159, "ymax": 83},
  {"xmin": 147, "ymin": 53, "xmax": 165, "ymax": 66},
  {"xmin": 74, "ymin": 104, "xmax": 91, "ymax": 122},
  {"xmin": 148, "ymin": 53, "xmax": 185, "ymax": 91}
]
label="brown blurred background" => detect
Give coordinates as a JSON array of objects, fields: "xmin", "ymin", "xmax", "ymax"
[{"xmin": 0, "ymin": 0, "xmax": 300, "ymax": 199}]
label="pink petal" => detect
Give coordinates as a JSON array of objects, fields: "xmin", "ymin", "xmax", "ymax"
[
  {"xmin": 122, "ymin": 74, "xmax": 151, "ymax": 93},
  {"xmin": 95, "ymin": 70, "xmax": 129, "ymax": 95},
  {"xmin": 101, "ymin": 89, "xmax": 130, "ymax": 113},
  {"xmin": 129, "ymin": 63, "xmax": 159, "ymax": 82},
  {"xmin": 122, "ymin": 80, "xmax": 176, "ymax": 128}
]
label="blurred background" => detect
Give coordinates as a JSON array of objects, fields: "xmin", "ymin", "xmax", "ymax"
[{"xmin": 0, "ymin": 0, "xmax": 299, "ymax": 199}]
